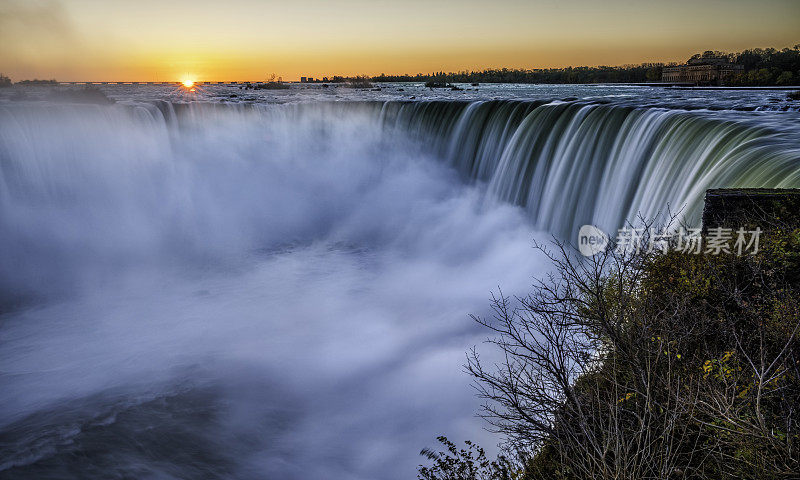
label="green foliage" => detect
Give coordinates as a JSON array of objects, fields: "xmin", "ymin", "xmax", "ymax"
[
  {"xmin": 418, "ymin": 437, "xmax": 523, "ymax": 480},
  {"xmin": 645, "ymin": 66, "xmax": 662, "ymax": 82},
  {"xmin": 631, "ymin": 229, "xmax": 800, "ymax": 477},
  {"xmin": 727, "ymin": 46, "xmax": 800, "ymax": 86},
  {"xmin": 776, "ymin": 71, "xmax": 796, "ymax": 86}
]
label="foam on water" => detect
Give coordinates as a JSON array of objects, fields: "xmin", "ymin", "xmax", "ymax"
[{"xmin": 0, "ymin": 101, "xmax": 546, "ymax": 479}]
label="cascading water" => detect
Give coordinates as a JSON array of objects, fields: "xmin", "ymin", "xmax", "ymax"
[
  {"xmin": 147, "ymin": 98, "xmax": 799, "ymax": 237},
  {"xmin": 375, "ymin": 99, "xmax": 800, "ymax": 236},
  {"xmin": 1, "ymin": 90, "xmax": 799, "ymax": 480}
]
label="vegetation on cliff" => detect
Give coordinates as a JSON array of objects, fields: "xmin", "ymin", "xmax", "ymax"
[{"xmin": 420, "ymin": 217, "xmax": 800, "ymax": 479}]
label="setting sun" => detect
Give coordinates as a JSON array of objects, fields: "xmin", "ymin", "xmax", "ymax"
[{"xmin": 182, "ymin": 79, "xmax": 195, "ymax": 88}]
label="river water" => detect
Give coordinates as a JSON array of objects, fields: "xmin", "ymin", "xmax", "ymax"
[{"xmin": 1, "ymin": 83, "xmax": 798, "ymax": 479}]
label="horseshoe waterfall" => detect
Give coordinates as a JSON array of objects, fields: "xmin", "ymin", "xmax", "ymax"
[{"xmin": 1, "ymin": 89, "xmax": 799, "ymax": 480}]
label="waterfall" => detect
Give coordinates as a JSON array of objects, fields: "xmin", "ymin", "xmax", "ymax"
[
  {"xmin": 2, "ymin": 99, "xmax": 799, "ymax": 246},
  {"xmin": 1, "ymin": 96, "xmax": 799, "ymax": 480},
  {"xmin": 376, "ymin": 100, "xmax": 800, "ymax": 237}
]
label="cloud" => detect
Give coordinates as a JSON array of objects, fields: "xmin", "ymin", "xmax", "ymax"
[
  {"xmin": 0, "ymin": 0, "xmax": 75, "ymax": 42},
  {"xmin": 0, "ymin": 0, "xmax": 80, "ymax": 75}
]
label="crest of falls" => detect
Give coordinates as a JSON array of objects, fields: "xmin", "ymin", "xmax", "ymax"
[
  {"xmin": 160, "ymin": 99, "xmax": 800, "ymax": 237},
  {"xmin": 374, "ymin": 100, "xmax": 800, "ymax": 237},
  {"xmin": 2, "ymin": 99, "xmax": 799, "ymax": 243}
]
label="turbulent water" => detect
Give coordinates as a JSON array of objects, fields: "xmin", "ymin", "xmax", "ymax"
[{"xmin": 1, "ymin": 84, "xmax": 799, "ymax": 479}]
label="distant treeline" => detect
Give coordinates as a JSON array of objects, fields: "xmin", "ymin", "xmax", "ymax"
[
  {"xmin": 9, "ymin": 78, "xmax": 59, "ymax": 86},
  {"xmin": 374, "ymin": 64, "xmax": 664, "ymax": 85},
  {"xmin": 373, "ymin": 44, "xmax": 800, "ymax": 86},
  {"xmin": 726, "ymin": 46, "xmax": 800, "ymax": 85}
]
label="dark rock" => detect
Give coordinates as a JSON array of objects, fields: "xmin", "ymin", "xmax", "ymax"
[{"xmin": 702, "ymin": 188, "xmax": 800, "ymax": 233}]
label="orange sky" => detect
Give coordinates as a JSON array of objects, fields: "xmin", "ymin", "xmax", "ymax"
[{"xmin": 1, "ymin": 0, "xmax": 798, "ymax": 82}]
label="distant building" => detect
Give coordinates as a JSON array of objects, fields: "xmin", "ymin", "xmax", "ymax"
[
  {"xmin": 662, "ymin": 53, "xmax": 744, "ymax": 85},
  {"xmin": 300, "ymin": 77, "xmax": 307, "ymax": 83}
]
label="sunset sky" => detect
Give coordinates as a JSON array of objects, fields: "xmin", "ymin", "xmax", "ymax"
[{"xmin": 1, "ymin": 0, "xmax": 798, "ymax": 82}]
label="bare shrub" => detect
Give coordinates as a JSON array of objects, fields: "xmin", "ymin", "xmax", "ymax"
[{"xmin": 458, "ymin": 218, "xmax": 799, "ymax": 479}]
